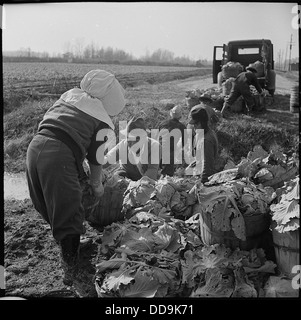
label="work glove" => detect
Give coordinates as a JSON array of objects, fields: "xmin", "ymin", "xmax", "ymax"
[{"xmin": 90, "ymin": 179, "xmax": 104, "ymax": 198}]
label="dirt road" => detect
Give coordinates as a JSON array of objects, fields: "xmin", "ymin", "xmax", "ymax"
[
  {"xmin": 175, "ymin": 73, "xmax": 297, "ymax": 95},
  {"xmin": 175, "ymin": 74, "xmax": 218, "ymax": 91}
]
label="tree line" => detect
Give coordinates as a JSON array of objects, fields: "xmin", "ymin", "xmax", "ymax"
[{"xmin": 3, "ymin": 42, "xmax": 210, "ymax": 67}]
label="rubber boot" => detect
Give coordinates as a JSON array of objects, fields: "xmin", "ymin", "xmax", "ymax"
[{"xmin": 60, "ymin": 234, "xmax": 80, "ymax": 286}]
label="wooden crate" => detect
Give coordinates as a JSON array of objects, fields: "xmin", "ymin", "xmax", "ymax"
[
  {"xmin": 262, "ymin": 166, "xmax": 298, "ymax": 190},
  {"xmin": 81, "ymin": 179, "xmax": 127, "ymax": 227},
  {"xmin": 87, "ymin": 185, "xmax": 126, "ymax": 227},
  {"xmin": 199, "ymin": 209, "xmax": 270, "ymax": 251},
  {"xmin": 271, "ymin": 222, "xmax": 299, "ymax": 278}
]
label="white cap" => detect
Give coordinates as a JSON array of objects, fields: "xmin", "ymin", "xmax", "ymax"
[
  {"xmin": 170, "ymin": 105, "xmax": 182, "ymax": 119},
  {"xmin": 80, "ymin": 69, "xmax": 126, "ymax": 116}
]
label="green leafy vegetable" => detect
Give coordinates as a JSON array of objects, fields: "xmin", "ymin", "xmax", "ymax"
[
  {"xmin": 121, "ymin": 272, "xmax": 159, "ymax": 298},
  {"xmin": 231, "ymin": 267, "xmax": 257, "ymax": 297},
  {"xmin": 270, "ymin": 176, "xmax": 299, "ymax": 233},
  {"xmin": 190, "ymin": 268, "xmax": 234, "ymax": 297}
]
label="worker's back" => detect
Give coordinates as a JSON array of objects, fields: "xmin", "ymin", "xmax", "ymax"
[
  {"xmin": 159, "ymin": 118, "xmax": 186, "ymax": 151},
  {"xmin": 235, "ymin": 71, "xmax": 257, "ymax": 87}
]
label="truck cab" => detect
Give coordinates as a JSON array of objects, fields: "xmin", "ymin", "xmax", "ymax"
[{"xmin": 213, "ymin": 39, "xmax": 276, "ymax": 96}]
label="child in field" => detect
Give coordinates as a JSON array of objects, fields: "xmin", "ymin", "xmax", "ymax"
[
  {"xmin": 185, "ymin": 106, "xmax": 219, "ymax": 183},
  {"xmin": 105, "ymin": 117, "xmax": 162, "ymax": 181},
  {"xmin": 158, "ymin": 105, "xmax": 187, "ymax": 176}
]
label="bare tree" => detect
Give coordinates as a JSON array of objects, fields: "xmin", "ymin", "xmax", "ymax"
[
  {"xmin": 90, "ymin": 41, "xmax": 97, "ymax": 59},
  {"xmin": 74, "ymin": 37, "xmax": 85, "ymax": 59},
  {"xmin": 62, "ymin": 41, "xmax": 74, "ymax": 61},
  {"xmin": 149, "ymin": 48, "xmax": 175, "ymax": 63},
  {"xmin": 83, "ymin": 46, "xmax": 91, "ymax": 59},
  {"xmin": 103, "ymin": 46, "xmax": 114, "ymax": 61},
  {"xmin": 82, "ymin": 42, "xmax": 98, "ymax": 60}
]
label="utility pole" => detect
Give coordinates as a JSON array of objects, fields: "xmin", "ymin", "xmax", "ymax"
[
  {"xmin": 280, "ymin": 49, "xmax": 284, "ymax": 71},
  {"xmin": 288, "ymin": 34, "xmax": 294, "ymax": 72},
  {"xmin": 277, "ymin": 50, "xmax": 281, "ymax": 70},
  {"xmin": 284, "ymin": 43, "xmax": 288, "ymax": 71}
]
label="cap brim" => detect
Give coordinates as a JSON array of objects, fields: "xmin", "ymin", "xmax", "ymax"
[
  {"xmin": 199, "ymin": 96, "xmax": 213, "ymax": 103},
  {"xmin": 127, "ymin": 133, "xmax": 138, "ymax": 139},
  {"xmin": 122, "ymin": 128, "xmax": 150, "ymax": 139},
  {"xmin": 127, "ymin": 132, "xmax": 150, "ymax": 140},
  {"xmin": 246, "ymin": 68, "xmax": 257, "ymax": 73},
  {"xmin": 102, "ymin": 80, "xmax": 126, "ymax": 116}
]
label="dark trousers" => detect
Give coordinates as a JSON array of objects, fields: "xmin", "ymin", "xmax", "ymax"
[
  {"xmin": 222, "ymin": 84, "xmax": 255, "ymax": 114},
  {"xmin": 26, "ymin": 134, "xmax": 85, "ymax": 241},
  {"xmin": 160, "ymin": 151, "xmax": 175, "ymax": 176}
]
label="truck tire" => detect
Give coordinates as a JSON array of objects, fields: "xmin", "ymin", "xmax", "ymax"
[{"xmin": 266, "ymin": 70, "xmax": 276, "ymax": 97}]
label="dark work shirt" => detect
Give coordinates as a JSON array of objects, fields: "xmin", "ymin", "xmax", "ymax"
[
  {"xmin": 38, "ymin": 99, "xmax": 109, "ymax": 165},
  {"xmin": 159, "ymin": 118, "xmax": 186, "ymax": 132},
  {"xmin": 235, "ymin": 71, "xmax": 262, "ymax": 93},
  {"xmin": 159, "ymin": 118, "xmax": 186, "ymax": 151}
]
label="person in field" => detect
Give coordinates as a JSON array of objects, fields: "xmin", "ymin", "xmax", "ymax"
[
  {"xmin": 186, "ymin": 102, "xmax": 220, "ymax": 170},
  {"xmin": 105, "ymin": 117, "xmax": 162, "ymax": 181},
  {"xmin": 185, "ymin": 106, "xmax": 219, "ymax": 183},
  {"xmin": 187, "ymin": 101, "xmax": 220, "ymax": 132},
  {"xmin": 221, "ymin": 66, "xmax": 265, "ymax": 118},
  {"xmin": 26, "ymin": 70, "xmax": 126, "ymax": 287},
  {"xmin": 158, "ymin": 105, "xmax": 187, "ymax": 176}
]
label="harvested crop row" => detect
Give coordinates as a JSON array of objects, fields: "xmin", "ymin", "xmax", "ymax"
[{"xmin": 3, "ymin": 62, "xmax": 205, "ymax": 85}]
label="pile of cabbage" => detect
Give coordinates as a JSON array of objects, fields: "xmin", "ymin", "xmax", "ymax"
[
  {"xmin": 93, "ymin": 145, "xmax": 299, "ymax": 298},
  {"xmin": 185, "ymin": 87, "xmax": 224, "ymax": 109},
  {"xmin": 95, "ymin": 210, "xmax": 277, "ymax": 298},
  {"xmin": 186, "ymin": 87, "xmax": 223, "ymax": 101},
  {"xmin": 216, "ymin": 145, "xmax": 299, "ymax": 189},
  {"xmin": 221, "ymin": 61, "xmax": 244, "ymax": 80},
  {"xmin": 121, "ymin": 175, "xmax": 200, "ymax": 221},
  {"xmin": 117, "ymin": 162, "xmax": 277, "ymax": 243},
  {"xmin": 94, "ymin": 173, "xmax": 280, "ymax": 297}
]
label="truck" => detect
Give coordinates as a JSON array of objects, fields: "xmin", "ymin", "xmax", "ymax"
[{"xmin": 213, "ymin": 39, "xmax": 276, "ymax": 96}]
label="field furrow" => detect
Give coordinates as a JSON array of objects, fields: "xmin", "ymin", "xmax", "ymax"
[{"xmin": 3, "ymin": 62, "xmax": 211, "ymax": 97}]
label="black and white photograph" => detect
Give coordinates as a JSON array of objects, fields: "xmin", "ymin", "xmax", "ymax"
[{"xmin": 2, "ymin": 1, "xmax": 300, "ymax": 304}]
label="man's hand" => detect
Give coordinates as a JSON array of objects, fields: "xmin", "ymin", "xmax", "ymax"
[{"xmin": 90, "ymin": 179, "xmax": 104, "ymax": 198}]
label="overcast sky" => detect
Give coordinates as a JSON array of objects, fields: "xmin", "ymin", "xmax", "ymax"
[{"xmin": 2, "ymin": 2, "xmax": 299, "ymax": 60}]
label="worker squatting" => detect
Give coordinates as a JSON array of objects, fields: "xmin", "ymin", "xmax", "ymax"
[{"xmin": 94, "ymin": 122, "xmax": 205, "ymax": 175}]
